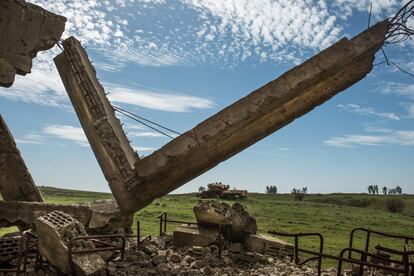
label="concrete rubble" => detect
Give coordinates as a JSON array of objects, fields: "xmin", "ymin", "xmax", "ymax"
[
  {"xmin": 0, "ymin": 115, "xmax": 43, "ymax": 202},
  {"xmin": 35, "ymin": 211, "xmax": 107, "ymax": 275},
  {"xmin": 193, "ymin": 201, "xmax": 257, "ymax": 242},
  {"xmin": 54, "ymin": 21, "xmax": 388, "ymax": 213},
  {"xmin": 0, "ymin": 199, "xmax": 133, "ymax": 234},
  {"xmin": 0, "ymin": 0, "xmax": 66, "ymax": 87},
  {"xmin": 172, "ymin": 224, "xmax": 221, "ymax": 248},
  {"xmin": 244, "ymin": 234, "xmax": 294, "ymax": 258}
]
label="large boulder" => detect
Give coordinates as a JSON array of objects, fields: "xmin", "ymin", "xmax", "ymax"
[{"xmin": 193, "ymin": 201, "xmax": 257, "ymax": 242}]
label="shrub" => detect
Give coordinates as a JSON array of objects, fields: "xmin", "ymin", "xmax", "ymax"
[{"xmin": 386, "ymin": 198, "xmax": 405, "ymax": 213}]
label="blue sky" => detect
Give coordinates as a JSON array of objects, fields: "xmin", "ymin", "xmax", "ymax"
[{"xmin": 1, "ymin": 0, "xmax": 413, "ymax": 194}]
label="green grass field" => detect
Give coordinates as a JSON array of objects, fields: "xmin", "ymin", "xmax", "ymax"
[{"xmin": 1, "ymin": 186, "xmax": 414, "ymax": 268}]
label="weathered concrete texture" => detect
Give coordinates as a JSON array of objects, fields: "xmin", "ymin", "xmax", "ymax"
[
  {"xmin": 54, "ymin": 37, "xmax": 140, "ymax": 213},
  {"xmin": 0, "ymin": 0, "xmax": 66, "ymax": 87},
  {"xmin": 129, "ymin": 21, "xmax": 389, "ymax": 210},
  {"xmin": 36, "ymin": 211, "xmax": 106, "ymax": 275},
  {"xmin": 173, "ymin": 224, "xmax": 220, "ymax": 247},
  {"xmin": 244, "ymin": 234, "xmax": 294, "ymax": 258},
  {"xmin": 194, "ymin": 201, "xmax": 257, "ymax": 242},
  {"xmin": 0, "ymin": 115, "xmax": 43, "ymax": 202},
  {"xmin": 0, "ymin": 200, "xmax": 133, "ymax": 234}
]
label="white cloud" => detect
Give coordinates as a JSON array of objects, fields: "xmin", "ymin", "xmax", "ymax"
[
  {"xmin": 338, "ymin": 104, "xmax": 400, "ymax": 121},
  {"xmin": 134, "ymin": 146, "xmax": 156, "ymax": 151},
  {"xmin": 43, "ymin": 125, "xmax": 89, "ymax": 147},
  {"xmin": 106, "ymin": 84, "xmax": 214, "ymax": 112},
  {"xmin": 15, "ymin": 133, "xmax": 45, "ymax": 145},
  {"xmin": 325, "ymin": 130, "xmax": 414, "ymax": 147},
  {"xmin": 129, "ymin": 131, "xmax": 165, "ymax": 138},
  {"xmin": 276, "ymin": 147, "xmax": 291, "ymax": 151},
  {"xmin": 366, "ymin": 126, "xmax": 393, "ymax": 133}
]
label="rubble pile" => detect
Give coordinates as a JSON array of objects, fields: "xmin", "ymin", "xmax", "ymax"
[{"xmin": 109, "ymin": 236, "xmax": 319, "ymax": 276}]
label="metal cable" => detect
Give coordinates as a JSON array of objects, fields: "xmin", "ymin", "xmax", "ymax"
[
  {"xmin": 114, "ymin": 108, "xmax": 177, "ymax": 139},
  {"xmin": 113, "ymin": 106, "xmax": 181, "ymax": 136}
]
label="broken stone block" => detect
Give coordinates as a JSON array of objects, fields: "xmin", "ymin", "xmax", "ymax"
[
  {"xmin": 244, "ymin": 234, "xmax": 294, "ymax": 257},
  {"xmin": 0, "ymin": 115, "xmax": 43, "ymax": 202},
  {"xmin": 0, "ymin": 0, "xmax": 66, "ymax": 87},
  {"xmin": 0, "ymin": 200, "xmax": 133, "ymax": 234},
  {"xmin": 194, "ymin": 201, "xmax": 257, "ymax": 242},
  {"xmin": 172, "ymin": 224, "xmax": 220, "ymax": 248},
  {"xmin": 35, "ymin": 211, "xmax": 106, "ymax": 275},
  {"xmin": 0, "ymin": 235, "xmax": 21, "ymax": 263}
]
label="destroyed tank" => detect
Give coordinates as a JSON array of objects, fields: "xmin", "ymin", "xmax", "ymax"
[{"xmin": 198, "ymin": 183, "xmax": 247, "ymax": 199}]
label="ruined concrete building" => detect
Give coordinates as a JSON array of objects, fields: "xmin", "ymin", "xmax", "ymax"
[
  {"xmin": 0, "ymin": 0, "xmax": 66, "ymax": 87},
  {"xmin": 55, "ymin": 21, "xmax": 388, "ymax": 213}
]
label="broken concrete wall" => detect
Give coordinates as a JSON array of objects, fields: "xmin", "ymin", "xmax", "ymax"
[
  {"xmin": 0, "ymin": 115, "xmax": 43, "ymax": 202},
  {"xmin": 0, "ymin": 200, "xmax": 133, "ymax": 234},
  {"xmin": 54, "ymin": 37, "xmax": 140, "ymax": 213},
  {"xmin": 36, "ymin": 211, "xmax": 106, "ymax": 275},
  {"xmin": 0, "ymin": 0, "xmax": 66, "ymax": 87},
  {"xmin": 129, "ymin": 21, "xmax": 389, "ymax": 211}
]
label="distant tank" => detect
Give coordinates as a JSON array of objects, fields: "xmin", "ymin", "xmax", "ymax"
[{"xmin": 198, "ymin": 182, "xmax": 247, "ymax": 199}]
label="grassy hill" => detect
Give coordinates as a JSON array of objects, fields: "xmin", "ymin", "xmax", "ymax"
[{"xmin": 1, "ymin": 187, "xmax": 414, "ymax": 268}]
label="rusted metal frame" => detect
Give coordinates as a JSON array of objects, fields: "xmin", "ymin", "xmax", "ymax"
[
  {"xmin": 124, "ymin": 220, "xmax": 151, "ymax": 246},
  {"xmin": 157, "ymin": 212, "xmax": 229, "ymax": 258},
  {"xmin": 268, "ymin": 230, "xmax": 324, "ymax": 275},
  {"xmin": 337, "ymin": 247, "xmax": 414, "ymax": 276},
  {"xmin": 68, "ymin": 234, "xmax": 126, "ymax": 275},
  {"xmin": 349, "ymin": 227, "xmax": 414, "ymax": 274}
]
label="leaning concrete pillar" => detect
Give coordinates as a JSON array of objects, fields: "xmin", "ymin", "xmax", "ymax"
[
  {"xmin": 54, "ymin": 38, "xmax": 140, "ymax": 212},
  {"xmin": 0, "ymin": 115, "xmax": 43, "ymax": 202},
  {"xmin": 130, "ymin": 21, "xmax": 389, "ymax": 210}
]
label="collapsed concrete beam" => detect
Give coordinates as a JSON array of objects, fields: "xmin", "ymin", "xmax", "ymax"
[
  {"xmin": 55, "ymin": 22, "xmax": 388, "ymax": 212},
  {"xmin": 0, "ymin": 200, "xmax": 133, "ymax": 234},
  {"xmin": 54, "ymin": 37, "xmax": 140, "ymax": 212},
  {"xmin": 36, "ymin": 211, "xmax": 107, "ymax": 275},
  {"xmin": 130, "ymin": 21, "xmax": 389, "ymax": 210},
  {"xmin": 0, "ymin": 115, "xmax": 43, "ymax": 202},
  {"xmin": 0, "ymin": 0, "xmax": 66, "ymax": 87}
]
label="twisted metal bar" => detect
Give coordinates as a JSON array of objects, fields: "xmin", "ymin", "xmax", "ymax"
[{"xmin": 386, "ymin": 0, "xmax": 414, "ymax": 44}]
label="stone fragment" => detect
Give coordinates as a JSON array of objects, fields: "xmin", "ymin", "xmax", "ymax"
[
  {"xmin": 194, "ymin": 201, "xmax": 257, "ymax": 242},
  {"xmin": 244, "ymin": 234, "xmax": 294, "ymax": 257},
  {"xmin": 173, "ymin": 224, "xmax": 220, "ymax": 248},
  {"xmin": 0, "ymin": 0, "xmax": 66, "ymax": 87},
  {"xmin": 0, "ymin": 115, "xmax": 43, "ymax": 202},
  {"xmin": 0, "ymin": 200, "xmax": 132, "ymax": 233},
  {"xmin": 35, "ymin": 211, "xmax": 106, "ymax": 275},
  {"xmin": 0, "ymin": 236, "xmax": 21, "ymax": 262},
  {"xmin": 169, "ymin": 252, "xmax": 181, "ymax": 263},
  {"xmin": 228, "ymin": 243, "xmax": 243, "ymax": 253}
]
